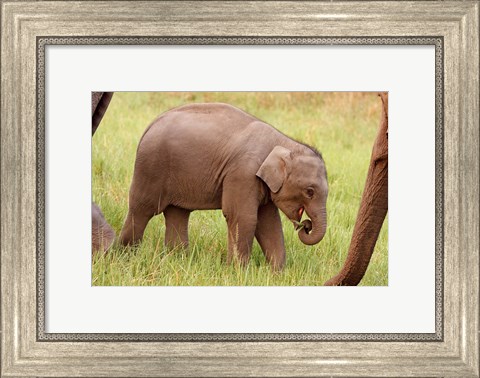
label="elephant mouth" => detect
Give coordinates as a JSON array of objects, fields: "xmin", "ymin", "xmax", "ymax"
[
  {"xmin": 292, "ymin": 206, "xmax": 304, "ymax": 221},
  {"xmin": 292, "ymin": 206, "xmax": 312, "ymax": 234},
  {"xmin": 298, "ymin": 206, "xmax": 304, "ymax": 219},
  {"xmin": 290, "ymin": 206, "xmax": 304, "ymax": 226}
]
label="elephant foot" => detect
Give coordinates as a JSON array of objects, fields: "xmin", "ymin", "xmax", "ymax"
[
  {"xmin": 324, "ymin": 274, "xmax": 359, "ymax": 286},
  {"xmin": 324, "ymin": 276, "xmax": 344, "ymax": 286},
  {"xmin": 164, "ymin": 238, "xmax": 189, "ymax": 250},
  {"xmin": 226, "ymin": 248, "xmax": 251, "ymax": 267},
  {"xmin": 119, "ymin": 209, "xmax": 153, "ymax": 247}
]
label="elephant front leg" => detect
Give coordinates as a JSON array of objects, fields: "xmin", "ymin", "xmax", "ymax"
[
  {"xmin": 222, "ymin": 194, "xmax": 259, "ymax": 266},
  {"xmin": 255, "ymin": 201, "xmax": 286, "ymax": 270},
  {"xmin": 224, "ymin": 214, "xmax": 257, "ymax": 266},
  {"xmin": 163, "ymin": 206, "xmax": 191, "ymax": 249}
]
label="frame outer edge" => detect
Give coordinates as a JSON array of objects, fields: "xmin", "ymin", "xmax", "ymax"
[
  {"xmin": 442, "ymin": 8, "xmax": 461, "ymax": 358},
  {"xmin": 20, "ymin": 10, "xmax": 41, "ymax": 357},
  {"xmin": 459, "ymin": 3, "xmax": 479, "ymax": 376},
  {"xmin": 1, "ymin": 1, "xmax": 21, "ymax": 376},
  {"xmin": 1, "ymin": 1, "xmax": 479, "ymax": 377}
]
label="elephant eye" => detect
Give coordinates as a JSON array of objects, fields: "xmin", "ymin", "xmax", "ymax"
[{"xmin": 305, "ymin": 188, "xmax": 315, "ymax": 198}]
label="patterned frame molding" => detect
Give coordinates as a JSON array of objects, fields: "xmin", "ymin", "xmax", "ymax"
[{"xmin": 36, "ymin": 36, "xmax": 444, "ymax": 343}]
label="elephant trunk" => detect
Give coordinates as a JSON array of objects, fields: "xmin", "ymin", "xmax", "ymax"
[{"xmin": 298, "ymin": 206, "xmax": 327, "ymax": 245}]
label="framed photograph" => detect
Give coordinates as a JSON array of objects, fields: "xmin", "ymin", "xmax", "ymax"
[
  {"xmin": 1, "ymin": 1, "xmax": 478, "ymax": 377},
  {"xmin": 91, "ymin": 91, "xmax": 388, "ymax": 288}
]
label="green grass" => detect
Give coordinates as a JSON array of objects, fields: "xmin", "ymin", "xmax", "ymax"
[{"xmin": 92, "ymin": 92, "xmax": 388, "ymax": 286}]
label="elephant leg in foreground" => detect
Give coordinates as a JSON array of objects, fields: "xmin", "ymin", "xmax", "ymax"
[
  {"xmin": 325, "ymin": 93, "xmax": 388, "ymax": 286},
  {"xmin": 222, "ymin": 177, "xmax": 260, "ymax": 266},
  {"xmin": 255, "ymin": 202, "xmax": 286, "ymax": 270},
  {"xmin": 164, "ymin": 206, "xmax": 191, "ymax": 249},
  {"xmin": 120, "ymin": 209, "xmax": 156, "ymax": 246}
]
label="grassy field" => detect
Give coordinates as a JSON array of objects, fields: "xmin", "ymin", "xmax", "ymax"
[{"xmin": 92, "ymin": 92, "xmax": 388, "ymax": 286}]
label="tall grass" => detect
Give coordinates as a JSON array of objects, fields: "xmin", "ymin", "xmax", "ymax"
[{"xmin": 92, "ymin": 92, "xmax": 388, "ymax": 286}]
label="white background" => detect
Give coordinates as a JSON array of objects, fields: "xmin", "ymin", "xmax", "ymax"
[{"xmin": 46, "ymin": 45, "xmax": 435, "ymax": 333}]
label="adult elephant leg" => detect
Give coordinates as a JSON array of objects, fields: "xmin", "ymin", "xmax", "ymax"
[
  {"xmin": 255, "ymin": 201, "xmax": 286, "ymax": 270},
  {"xmin": 325, "ymin": 93, "xmax": 388, "ymax": 286},
  {"xmin": 164, "ymin": 206, "xmax": 191, "ymax": 249},
  {"xmin": 92, "ymin": 92, "xmax": 114, "ymax": 135}
]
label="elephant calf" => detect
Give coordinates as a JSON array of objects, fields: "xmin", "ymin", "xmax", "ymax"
[{"xmin": 120, "ymin": 103, "xmax": 328, "ymax": 269}]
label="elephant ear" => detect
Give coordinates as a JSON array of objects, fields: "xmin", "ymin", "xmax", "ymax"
[{"xmin": 256, "ymin": 146, "xmax": 292, "ymax": 193}]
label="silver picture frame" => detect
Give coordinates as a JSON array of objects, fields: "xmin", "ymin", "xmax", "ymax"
[{"xmin": 1, "ymin": 1, "xmax": 478, "ymax": 376}]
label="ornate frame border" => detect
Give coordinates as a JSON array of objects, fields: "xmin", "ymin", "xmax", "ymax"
[
  {"xmin": 36, "ymin": 36, "xmax": 444, "ymax": 343},
  {"xmin": 2, "ymin": 1, "xmax": 478, "ymax": 376}
]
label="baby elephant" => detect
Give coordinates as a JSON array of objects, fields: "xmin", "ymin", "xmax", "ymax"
[{"xmin": 120, "ymin": 103, "xmax": 328, "ymax": 269}]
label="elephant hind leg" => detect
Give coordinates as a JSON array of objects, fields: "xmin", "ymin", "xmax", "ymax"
[
  {"xmin": 119, "ymin": 193, "xmax": 166, "ymax": 246},
  {"xmin": 119, "ymin": 208, "xmax": 155, "ymax": 246},
  {"xmin": 164, "ymin": 206, "xmax": 191, "ymax": 249}
]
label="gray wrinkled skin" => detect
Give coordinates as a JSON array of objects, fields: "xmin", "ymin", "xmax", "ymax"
[{"xmin": 120, "ymin": 103, "xmax": 328, "ymax": 270}]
